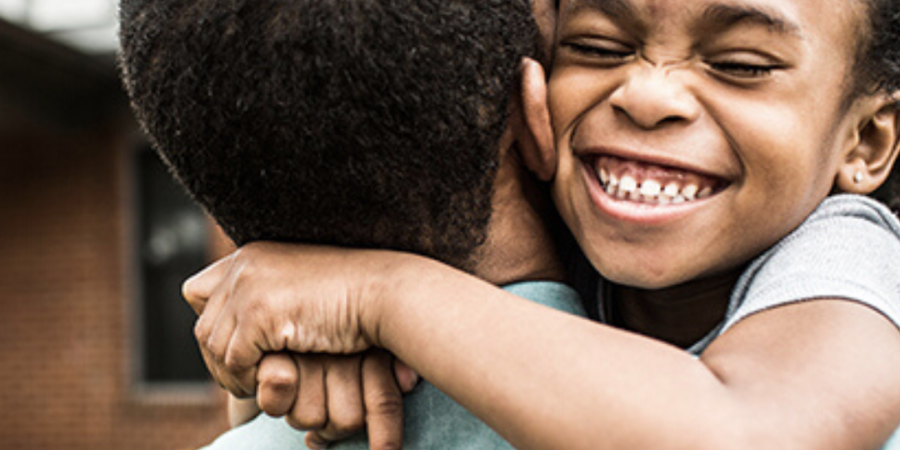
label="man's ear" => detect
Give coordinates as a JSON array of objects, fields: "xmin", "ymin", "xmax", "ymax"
[
  {"xmin": 835, "ymin": 92, "xmax": 900, "ymax": 194},
  {"xmin": 509, "ymin": 57, "xmax": 556, "ymax": 181}
]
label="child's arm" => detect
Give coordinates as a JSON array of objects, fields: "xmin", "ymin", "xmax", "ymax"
[{"xmin": 187, "ymin": 242, "xmax": 900, "ymax": 450}]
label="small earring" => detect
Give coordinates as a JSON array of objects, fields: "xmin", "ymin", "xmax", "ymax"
[{"xmin": 854, "ymin": 171, "xmax": 864, "ymax": 184}]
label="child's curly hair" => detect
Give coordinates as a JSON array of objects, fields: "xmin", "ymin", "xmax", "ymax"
[{"xmin": 856, "ymin": 0, "xmax": 900, "ymax": 212}]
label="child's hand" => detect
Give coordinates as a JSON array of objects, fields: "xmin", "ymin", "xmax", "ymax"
[
  {"xmin": 183, "ymin": 242, "xmax": 392, "ymax": 397},
  {"xmin": 256, "ymin": 350, "xmax": 419, "ymax": 450}
]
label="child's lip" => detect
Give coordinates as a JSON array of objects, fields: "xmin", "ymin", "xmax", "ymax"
[{"xmin": 578, "ymin": 153, "xmax": 728, "ymax": 226}]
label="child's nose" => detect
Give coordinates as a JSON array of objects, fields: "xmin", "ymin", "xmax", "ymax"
[{"xmin": 608, "ymin": 64, "xmax": 700, "ymax": 130}]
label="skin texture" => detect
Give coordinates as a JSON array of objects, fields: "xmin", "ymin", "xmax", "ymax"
[{"xmin": 185, "ymin": 0, "xmax": 900, "ymax": 448}]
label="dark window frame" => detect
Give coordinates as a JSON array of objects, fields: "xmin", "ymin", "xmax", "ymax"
[{"xmin": 130, "ymin": 142, "xmax": 214, "ymax": 397}]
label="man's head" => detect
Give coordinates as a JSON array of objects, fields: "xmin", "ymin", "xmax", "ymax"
[{"xmin": 119, "ymin": 0, "xmax": 538, "ymax": 271}]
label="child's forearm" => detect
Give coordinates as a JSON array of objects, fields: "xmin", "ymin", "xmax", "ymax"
[
  {"xmin": 188, "ymin": 245, "xmax": 900, "ymax": 449},
  {"xmin": 370, "ymin": 256, "xmax": 900, "ymax": 450}
]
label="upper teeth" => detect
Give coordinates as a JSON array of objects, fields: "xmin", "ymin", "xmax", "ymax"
[{"xmin": 601, "ymin": 173, "xmax": 713, "ymax": 204}]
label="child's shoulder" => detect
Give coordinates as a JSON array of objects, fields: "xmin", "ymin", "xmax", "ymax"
[
  {"xmin": 807, "ymin": 194, "xmax": 900, "ymax": 233},
  {"xmin": 721, "ymin": 194, "xmax": 900, "ymax": 341}
]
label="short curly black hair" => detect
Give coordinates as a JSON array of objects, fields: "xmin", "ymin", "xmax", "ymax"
[
  {"xmin": 119, "ymin": 0, "xmax": 538, "ymax": 270},
  {"xmin": 854, "ymin": 0, "xmax": 900, "ymax": 212}
]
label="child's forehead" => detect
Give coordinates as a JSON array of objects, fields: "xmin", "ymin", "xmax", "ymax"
[
  {"xmin": 556, "ymin": 0, "xmax": 864, "ymax": 37},
  {"xmin": 555, "ymin": 0, "xmax": 867, "ymax": 67}
]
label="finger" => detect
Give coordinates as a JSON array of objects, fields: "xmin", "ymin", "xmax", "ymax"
[
  {"xmin": 194, "ymin": 298, "xmax": 235, "ymax": 393},
  {"xmin": 223, "ymin": 316, "xmax": 265, "ymax": 395},
  {"xmin": 287, "ymin": 354, "xmax": 327, "ymax": 431},
  {"xmin": 183, "ymin": 254, "xmax": 233, "ymax": 315},
  {"xmin": 198, "ymin": 340, "xmax": 228, "ymax": 392},
  {"xmin": 393, "ymin": 359, "xmax": 420, "ymax": 394},
  {"xmin": 317, "ymin": 356, "xmax": 365, "ymax": 440},
  {"xmin": 257, "ymin": 353, "xmax": 299, "ymax": 417},
  {"xmin": 305, "ymin": 430, "xmax": 331, "ymax": 450},
  {"xmin": 203, "ymin": 308, "xmax": 255, "ymax": 397},
  {"xmin": 362, "ymin": 349, "xmax": 405, "ymax": 450}
]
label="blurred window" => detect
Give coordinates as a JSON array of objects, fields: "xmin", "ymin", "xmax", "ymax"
[
  {"xmin": 134, "ymin": 144, "xmax": 210, "ymax": 384},
  {"xmin": 0, "ymin": 0, "xmax": 118, "ymax": 54}
]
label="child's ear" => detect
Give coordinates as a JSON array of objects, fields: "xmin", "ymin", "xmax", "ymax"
[
  {"xmin": 835, "ymin": 92, "xmax": 900, "ymax": 194},
  {"xmin": 509, "ymin": 57, "xmax": 556, "ymax": 181}
]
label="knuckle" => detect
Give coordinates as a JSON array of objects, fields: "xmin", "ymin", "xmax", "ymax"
[
  {"xmin": 287, "ymin": 411, "xmax": 327, "ymax": 431},
  {"xmin": 367, "ymin": 390, "xmax": 404, "ymax": 418},
  {"xmin": 263, "ymin": 368, "xmax": 296, "ymax": 391},
  {"xmin": 258, "ymin": 396, "xmax": 290, "ymax": 417},
  {"xmin": 329, "ymin": 411, "xmax": 365, "ymax": 436},
  {"xmin": 193, "ymin": 318, "xmax": 211, "ymax": 343},
  {"xmin": 223, "ymin": 352, "xmax": 245, "ymax": 373}
]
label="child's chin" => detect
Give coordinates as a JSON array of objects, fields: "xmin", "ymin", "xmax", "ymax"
[{"xmin": 598, "ymin": 262, "xmax": 689, "ymax": 290}]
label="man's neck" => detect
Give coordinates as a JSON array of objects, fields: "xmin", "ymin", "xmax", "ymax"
[{"xmin": 472, "ymin": 144, "xmax": 565, "ymax": 286}]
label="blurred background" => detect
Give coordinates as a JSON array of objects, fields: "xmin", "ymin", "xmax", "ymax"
[{"xmin": 0, "ymin": 0, "xmax": 233, "ymax": 448}]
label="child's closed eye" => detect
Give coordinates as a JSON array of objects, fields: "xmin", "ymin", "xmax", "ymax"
[
  {"xmin": 561, "ymin": 40, "xmax": 635, "ymax": 64},
  {"xmin": 706, "ymin": 52, "xmax": 785, "ymax": 81},
  {"xmin": 709, "ymin": 61, "xmax": 775, "ymax": 77}
]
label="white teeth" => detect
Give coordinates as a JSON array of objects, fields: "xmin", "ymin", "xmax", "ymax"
[
  {"xmin": 606, "ymin": 173, "xmax": 619, "ymax": 195},
  {"xmin": 619, "ymin": 176, "xmax": 637, "ymax": 194},
  {"xmin": 681, "ymin": 184, "xmax": 698, "ymax": 200},
  {"xmin": 663, "ymin": 183, "xmax": 680, "ymax": 198},
  {"xmin": 640, "ymin": 180, "xmax": 661, "ymax": 200},
  {"xmin": 597, "ymin": 168, "xmax": 716, "ymax": 205}
]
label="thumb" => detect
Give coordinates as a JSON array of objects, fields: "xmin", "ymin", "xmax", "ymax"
[
  {"xmin": 393, "ymin": 359, "xmax": 420, "ymax": 394},
  {"xmin": 182, "ymin": 254, "xmax": 232, "ymax": 314}
]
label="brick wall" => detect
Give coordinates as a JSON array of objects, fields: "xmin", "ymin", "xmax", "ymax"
[{"xmin": 0, "ymin": 127, "xmax": 230, "ymax": 449}]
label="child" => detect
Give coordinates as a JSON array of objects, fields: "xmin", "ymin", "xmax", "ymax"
[
  {"xmin": 117, "ymin": 0, "xmax": 584, "ymax": 449},
  {"xmin": 185, "ymin": 0, "xmax": 900, "ymax": 448}
]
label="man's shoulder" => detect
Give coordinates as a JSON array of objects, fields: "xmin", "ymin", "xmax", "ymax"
[
  {"xmin": 502, "ymin": 280, "xmax": 587, "ymax": 317},
  {"xmin": 198, "ymin": 414, "xmax": 307, "ymax": 450}
]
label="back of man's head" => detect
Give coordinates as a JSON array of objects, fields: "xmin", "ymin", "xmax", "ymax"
[{"xmin": 119, "ymin": 0, "xmax": 538, "ymax": 270}]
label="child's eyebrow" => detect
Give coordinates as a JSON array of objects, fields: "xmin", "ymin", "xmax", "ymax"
[
  {"xmin": 562, "ymin": 0, "xmax": 803, "ymax": 39},
  {"xmin": 563, "ymin": 0, "xmax": 644, "ymax": 32},
  {"xmin": 700, "ymin": 3, "xmax": 803, "ymax": 38},
  {"xmin": 565, "ymin": 0, "xmax": 634, "ymax": 20}
]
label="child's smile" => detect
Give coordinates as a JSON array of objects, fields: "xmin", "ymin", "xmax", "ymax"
[
  {"xmin": 584, "ymin": 155, "xmax": 727, "ymax": 206},
  {"xmin": 549, "ymin": 0, "xmax": 868, "ymax": 289},
  {"xmin": 592, "ymin": 155, "xmax": 723, "ymax": 206}
]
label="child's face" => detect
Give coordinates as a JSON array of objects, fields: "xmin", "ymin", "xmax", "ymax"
[{"xmin": 548, "ymin": 0, "xmax": 866, "ymax": 288}]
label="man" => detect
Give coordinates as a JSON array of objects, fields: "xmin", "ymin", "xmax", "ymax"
[{"xmin": 118, "ymin": 0, "xmax": 582, "ymax": 448}]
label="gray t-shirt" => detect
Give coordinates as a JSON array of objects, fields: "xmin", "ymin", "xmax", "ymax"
[{"xmin": 198, "ymin": 281, "xmax": 586, "ymax": 450}]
